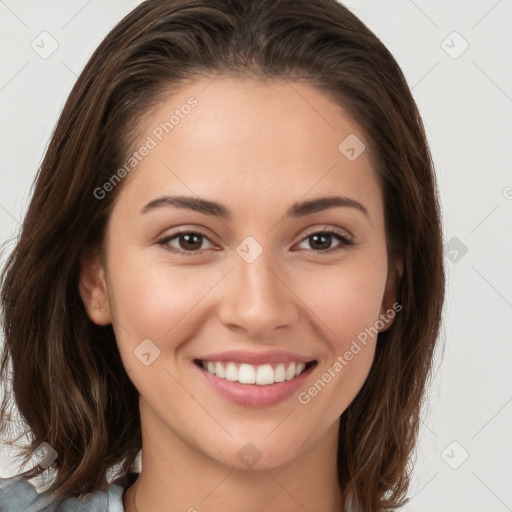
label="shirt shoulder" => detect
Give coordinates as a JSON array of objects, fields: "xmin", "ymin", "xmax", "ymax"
[{"xmin": 0, "ymin": 472, "xmax": 138, "ymax": 512}]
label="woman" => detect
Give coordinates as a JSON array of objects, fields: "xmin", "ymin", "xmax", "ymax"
[{"xmin": 0, "ymin": 0, "xmax": 445, "ymax": 510}]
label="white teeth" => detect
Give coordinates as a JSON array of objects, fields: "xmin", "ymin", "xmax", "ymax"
[
  {"xmin": 225, "ymin": 362, "xmax": 238, "ymax": 381},
  {"xmin": 274, "ymin": 364, "xmax": 286, "ymax": 382},
  {"xmin": 285, "ymin": 363, "xmax": 296, "ymax": 381},
  {"xmin": 256, "ymin": 364, "xmax": 274, "ymax": 385},
  {"xmin": 215, "ymin": 362, "xmax": 225, "ymax": 378},
  {"xmin": 238, "ymin": 364, "xmax": 256, "ymax": 384},
  {"xmin": 200, "ymin": 360, "xmax": 310, "ymax": 385}
]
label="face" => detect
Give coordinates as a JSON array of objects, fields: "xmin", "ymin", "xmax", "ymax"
[{"xmin": 81, "ymin": 76, "xmax": 398, "ymax": 471}]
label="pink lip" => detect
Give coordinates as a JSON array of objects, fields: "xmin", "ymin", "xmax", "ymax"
[
  {"xmin": 193, "ymin": 360, "xmax": 317, "ymax": 408},
  {"xmin": 196, "ymin": 350, "xmax": 315, "ymax": 365}
]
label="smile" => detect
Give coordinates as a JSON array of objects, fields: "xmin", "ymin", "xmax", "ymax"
[{"xmin": 194, "ymin": 359, "xmax": 315, "ymax": 386}]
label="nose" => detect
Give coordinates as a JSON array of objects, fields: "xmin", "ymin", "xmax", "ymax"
[{"xmin": 216, "ymin": 247, "xmax": 300, "ymax": 339}]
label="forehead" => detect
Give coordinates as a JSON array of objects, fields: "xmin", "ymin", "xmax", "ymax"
[
  {"xmin": 115, "ymin": 76, "xmax": 383, "ymax": 223},
  {"xmin": 140, "ymin": 76, "xmax": 361, "ymax": 159}
]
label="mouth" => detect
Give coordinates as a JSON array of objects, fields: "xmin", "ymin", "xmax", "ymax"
[
  {"xmin": 192, "ymin": 350, "xmax": 318, "ymax": 407},
  {"xmin": 194, "ymin": 359, "xmax": 317, "ymax": 386},
  {"xmin": 192, "ymin": 353, "xmax": 318, "ymax": 408}
]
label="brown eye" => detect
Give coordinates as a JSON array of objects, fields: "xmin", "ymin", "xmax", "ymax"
[
  {"xmin": 158, "ymin": 231, "xmax": 214, "ymax": 255},
  {"xmin": 176, "ymin": 233, "xmax": 203, "ymax": 251},
  {"xmin": 296, "ymin": 230, "xmax": 353, "ymax": 253}
]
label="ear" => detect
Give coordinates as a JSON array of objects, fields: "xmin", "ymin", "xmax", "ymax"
[
  {"xmin": 78, "ymin": 247, "xmax": 112, "ymax": 325},
  {"xmin": 378, "ymin": 257, "xmax": 403, "ymax": 332}
]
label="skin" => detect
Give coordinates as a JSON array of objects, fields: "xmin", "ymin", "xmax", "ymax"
[{"xmin": 80, "ymin": 76, "xmax": 400, "ymax": 512}]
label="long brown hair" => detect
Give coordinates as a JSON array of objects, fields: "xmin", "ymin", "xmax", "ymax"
[{"xmin": 0, "ymin": 0, "xmax": 445, "ymax": 510}]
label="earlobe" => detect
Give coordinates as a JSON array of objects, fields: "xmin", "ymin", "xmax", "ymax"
[{"xmin": 78, "ymin": 248, "xmax": 112, "ymax": 325}]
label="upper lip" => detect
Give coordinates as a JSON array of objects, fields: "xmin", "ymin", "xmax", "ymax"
[{"xmin": 195, "ymin": 350, "xmax": 316, "ymax": 365}]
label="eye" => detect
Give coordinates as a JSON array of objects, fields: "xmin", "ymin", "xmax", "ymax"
[
  {"xmin": 157, "ymin": 228, "xmax": 353, "ymax": 256},
  {"xmin": 295, "ymin": 229, "xmax": 353, "ymax": 254},
  {"xmin": 157, "ymin": 231, "xmax": 215, "ymax": 255}
]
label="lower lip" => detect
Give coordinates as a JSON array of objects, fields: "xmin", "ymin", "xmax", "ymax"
[{"xmin": 194, "ymin": 362, "xmax": 316, "ymax": 408}]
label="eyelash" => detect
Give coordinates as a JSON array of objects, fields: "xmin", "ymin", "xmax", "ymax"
[{"xmin": 156, "ymin": 228, "xmax": 353, "ymax": 256}]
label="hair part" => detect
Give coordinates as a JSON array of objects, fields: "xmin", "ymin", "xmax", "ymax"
[{"xmin": 0, "ymin": 1, "xmax": 445, "ymax": 510}]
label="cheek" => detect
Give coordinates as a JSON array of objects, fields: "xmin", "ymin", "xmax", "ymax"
[
  {"xmin": 105, "ymin": 252, "xmax": 209, "ymax": 392},
  {"xmin": 105, "ymin": 249, "xmax": 190, "ymax": 347},
  {"xmin": 295, "ymin": 254, "xmax": 388, "ymax": 348},
  {"xmin": 105, "ymin": 247, "xmax": 222, "ymax": 356},
  {"xmin": 291, "ymin": 254, "xmax": 388, "ymax": 414}
]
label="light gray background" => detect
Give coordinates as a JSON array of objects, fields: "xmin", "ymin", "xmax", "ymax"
[{"xmin": 1, "ymin": 1, "xmax": 511, "ymax": 511}]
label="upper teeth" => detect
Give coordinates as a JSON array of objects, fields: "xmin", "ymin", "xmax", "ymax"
[{"xmin": 201, "ymin": 361, "xmax": 307, "ymax": 385}]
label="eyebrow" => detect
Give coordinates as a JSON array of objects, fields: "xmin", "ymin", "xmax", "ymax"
[{"xmin": 140, "ymin": 194, "xmax": 369, "ymax": 219}]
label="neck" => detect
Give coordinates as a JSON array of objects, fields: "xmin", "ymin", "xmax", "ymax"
[{"xmin": 124, "ymin": 404, "xmax": 343, "ymax": 512}]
